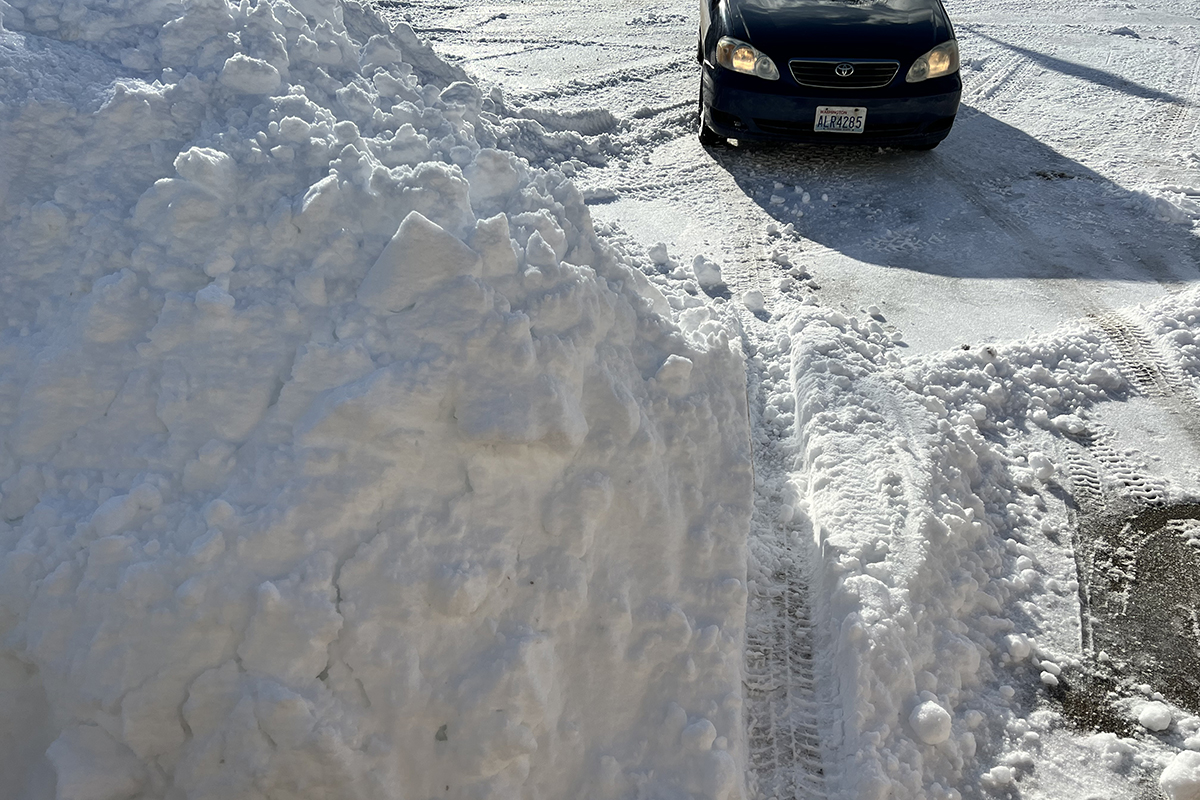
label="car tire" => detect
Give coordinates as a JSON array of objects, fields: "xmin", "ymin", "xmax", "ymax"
[{"xmin": 698, "ymin": 88, "xmax": 726, "ymax": 147}]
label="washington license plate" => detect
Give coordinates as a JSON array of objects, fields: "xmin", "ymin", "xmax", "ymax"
[{"xmin": 814, "ymin": 106, "xmax": 866, "ymax": 134}]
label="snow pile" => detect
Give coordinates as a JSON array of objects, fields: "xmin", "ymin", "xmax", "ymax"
[
  {"xmin": 0, "ymin": 2, "xmax": 753, "ymax": 798},
  {"xmin": 778, "ymin": 289, "xmax": 1200, "ymax": 797}
]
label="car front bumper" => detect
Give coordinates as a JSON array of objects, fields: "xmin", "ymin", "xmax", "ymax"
[{"xmin": 702, "ymin": 65, "xmax": 961, "ymax": 146}]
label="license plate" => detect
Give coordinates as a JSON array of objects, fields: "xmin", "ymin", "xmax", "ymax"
[{"xmin": 814, "ymin": 106, "xmax": 867, "ymax": 134}]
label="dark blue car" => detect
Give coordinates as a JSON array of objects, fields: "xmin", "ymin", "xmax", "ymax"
[{"xmin": 698, "ymin": 0, "xmax": 961, "ymax": 149}]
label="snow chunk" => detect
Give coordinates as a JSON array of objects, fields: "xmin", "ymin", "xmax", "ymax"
[
  {"xmin": 196, "ymin": 282, "xmax": 235, "ymax": 313},
  {"xmin": 1028, "ymin": 452, "xmax": 1055, "ymax": 481},
  {"xmin": 910, "ymin": 700, "xmax": 953, "ymax": 744},
  {"xmin": 655, "ymin": 354, "xmax": 694, "ymax": 394},
  {"xmin": 742, "ymin": 290, "xmax": 766, "ymax": 313},
  {"xmin": 681, "ymin": 718, "xmax": 717, "ymax": 751},
  {"xmin": 174, "ymin": 147, "xmax": 237, "ymax": 199},
  {"xmin": 692, "ymin": 255, "xmax": 723, "ymax": 288},
  {"xmin": 1004, "ymin": 634, "xmax": 1032, "ymax": 660},
  {"xmin": 357, "ymin": 211, "xmax": 482, "ymax": 313},
  {"xmin": 46, "ymin": 725, "xmax": 147, "ymax": 800},
  {"xmin": 1140, "ymin": 701, "xmax": 1174, "ymax": 732},
  {"xmin": 1161, "ymin": 751, "xmax": 1200, "ymax": 800},
  {"xmin": 981, "ymin": 765, "xmax": 1014, "ymax": 788},
  {"xmin": 1052, "ymin": 414, "xmax": 1088, "ymax": 435},
  {"xmin": 219, "ymin": 53, "xmax": 282, "ymax": 94},
  {"xmin": 236, "ymin": 553, "xmax": 342, "ymax": 688},
  {"xmin": 88, "ymin": 483, "xmax": 161, "ymax": 537}
]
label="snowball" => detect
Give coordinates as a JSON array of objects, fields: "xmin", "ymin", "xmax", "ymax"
[
  {"xmin": 1140, "ymin": 702, "xmax": 1174, "ymax": 732},
  {"xmin": 910, "ymin": 701, "xmax": 953, "ymax": 744},
  {"xmin": 1160, "ymin": 751, "xmax": 1200, "ymax": 800},
  {"xmin": 742, "ymin": 290, "xmax": 766, "ymax": 313}
]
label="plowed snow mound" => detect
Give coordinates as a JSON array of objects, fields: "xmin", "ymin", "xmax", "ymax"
[{"xmin": 0, "ymin": 2, "xmax": 752, "ymax": 798}]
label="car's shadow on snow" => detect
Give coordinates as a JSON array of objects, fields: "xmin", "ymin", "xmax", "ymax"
[{"xmin": 704, "ymin": 105, "xmax": 1199, "ymax": 284}]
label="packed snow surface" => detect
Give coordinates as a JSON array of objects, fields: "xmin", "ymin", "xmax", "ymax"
[
  {"xmin": 7, "ymin": 0, "xmax": 1200, "ymax": 797},
  {"xmin": 0, "ymin": 1, "xmax": 754, "ymax": 798}
]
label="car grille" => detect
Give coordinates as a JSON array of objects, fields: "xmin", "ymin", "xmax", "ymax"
[{"xmin": 789, "ymin": 60, "xmax": 900, "ymax": 89}]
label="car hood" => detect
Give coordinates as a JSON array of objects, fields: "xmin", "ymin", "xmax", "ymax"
[{"xmin": 729, "ymin": 0, "xmax": 952, "ymax": 60}]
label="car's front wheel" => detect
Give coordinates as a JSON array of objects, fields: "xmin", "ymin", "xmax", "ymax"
[{"xmin": 698, "ymin": 86, "xmax": 726, "ymax": 147}]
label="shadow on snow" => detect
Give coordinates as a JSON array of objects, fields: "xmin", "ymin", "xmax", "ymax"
[{"xmin": 703, "ymin": 105, "xmax": 1200, "ymax": 284}]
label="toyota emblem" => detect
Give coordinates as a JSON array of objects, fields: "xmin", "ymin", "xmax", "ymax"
[{"xmin": 835, "ymin": 63, "xmax": 855, "ymax": 77}]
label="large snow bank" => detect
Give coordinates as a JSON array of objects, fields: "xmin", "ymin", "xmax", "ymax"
[
  {"xmin": 778, "ymin": 290, "xmax": 1200, "ymax": 798},
  {"xmin": 0, "ymin": 2, "xmax": 752, "ymax": 798}
]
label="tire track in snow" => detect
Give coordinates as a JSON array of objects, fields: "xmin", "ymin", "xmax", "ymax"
[
  {"xmin": 515, "ymin": 56, "xmax": 691, "ymax": 105},
  {"xmin": 1061, "ymin": 423, "xmax": 1171, "ymax": 513},
  {"xmin": 741, "ymin": 324, "xmax": 828, "ymax": 800},
  {"xmin": 1153, "ymin": 48, "xmax": 1200, "ymax": 151},
  {"xmin": 970, "ymin": 52, "xmax": 1033, "ymax": 109},
  {"xmin": 1088, "ymin": 311, "xmax": 1200, "ymax": 445},
  {"xmin": 744, "ymin": 550, "xmax": 826, "ymax": 800}
]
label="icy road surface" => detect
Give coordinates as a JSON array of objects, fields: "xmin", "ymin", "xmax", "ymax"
[{"xmin": 378, "ymin": 0, "xmax": 1200, "ymax": 796}]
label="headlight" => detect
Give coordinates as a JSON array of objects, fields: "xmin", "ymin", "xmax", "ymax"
[
  {"xmin": 716, "ymin": 37, "xmax": 780, "ymax": 81},
  {"xmin": 906, "ymin": 40, "xmax": 959, "ymax": 82}
]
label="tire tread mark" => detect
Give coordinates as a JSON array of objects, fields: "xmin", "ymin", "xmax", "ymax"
[
  {"xmin": 973, "ymin": 54, "xmax": 1032, "ymax": 108},
  {"xmin": 1156, "ymin": 49, "xmax": 1200, "ymax": 148},
  {"xmin": 1089, "ymin": 313, "xmax": 1200, "ymax": 449},
  {"xmin": 744, "ymin": 555, "xmax": 827, "ymax": 799}
]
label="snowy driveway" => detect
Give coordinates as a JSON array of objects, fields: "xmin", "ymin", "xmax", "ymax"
[
  {"xmin": 380, "ymin": 0, "xmax": 1200, "ymax": 352},
  {"xmin": 381, "ymin": 0, "xmax": 1200, "ymax": 796}
]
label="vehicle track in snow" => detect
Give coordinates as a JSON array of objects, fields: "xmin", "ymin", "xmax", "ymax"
[
  {"xmin": 744, "ymin": 554, "xmax": 826, "ymax": 800},
  {"xmin": 375, "ymin": 1, "xmax": 1199, "ymax": 794},
  {"xmin": 741, "ymin": 332, "xmax": 828, "ymax": 800},
  {"xmin": 1153, "ymin": 48, "xmax": 1200, "ymax": 153},
  {"xmin": 1089, "ymin": 311, "xmax": 1200, "ymax": 446},
  {"xmin": 967, "ymin": 51, "xmax": 1034, "ymax": 109},
  {"xmin": 1061, "ymin": 422, "xmax": 1171, "ymax": 516}
]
